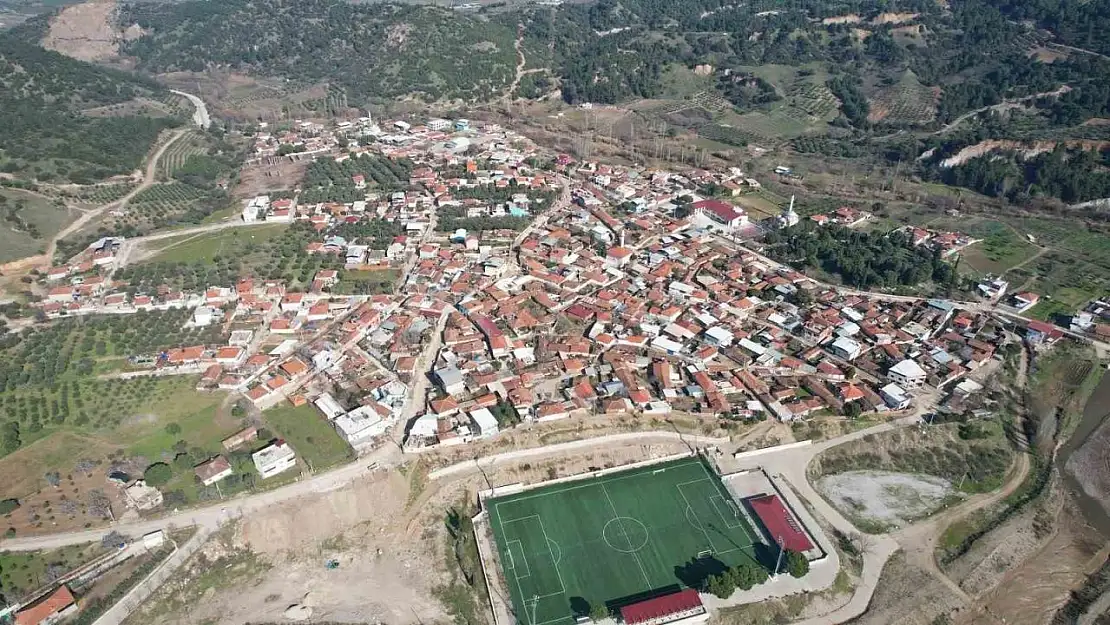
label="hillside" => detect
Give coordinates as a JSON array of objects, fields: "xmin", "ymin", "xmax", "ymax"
[
  {"xmin": 0, "ymin": 33, "xmax": 181, "ymax": 183},
  {"xmin": 117, "ymin": 0, "xmax": 518, "ymax": 104}
]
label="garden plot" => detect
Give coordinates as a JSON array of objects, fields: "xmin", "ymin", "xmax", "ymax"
[{"xmin": 817, "ymin": 470, "xmax": 956, "ymax": 531}]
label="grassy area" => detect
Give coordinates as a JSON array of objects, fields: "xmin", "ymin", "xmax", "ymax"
[
  {"xmin": 938, "ymin": 219, "xmax": 1038, "ymax": 276},
  {"xmin": 334, "ymin": 268, "xmax": 396, "ymax": 295},
  {"xmin": 937, "ymin": 509, "xmax": 989, "ymax": 553},
  {"xmin": 0, "ymin": 542, "xmax": 107, "ymax": 600},
  {"xmin": 263, "ymin": 403, "xmax": 353, "ymax": 472},
  {"xmin": 734, "ymin": 192, "xmax": 782, "ymax": 221},
  {"xmin": 811, "ymin": 419, "xmax": 1014, "ymax": 494},
  {"xmin": 122, "ymin": 387, "xmax": 230, "ymax": 460},
  {"xmin": 657, "ymin": 63, "xmax": 714, "ymax": 99},
  {"xmin": 146, "ymin": 225, "xmax": 288, "ymax": 264},
  {"xmin": 0, "ymin": 188, "xmax": 74, "ymax": 263}
]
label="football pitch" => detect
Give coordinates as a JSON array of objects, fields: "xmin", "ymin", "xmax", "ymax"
[{"xmin": 486, "ymin": 457, "xmax": 764, "ymax": 625}]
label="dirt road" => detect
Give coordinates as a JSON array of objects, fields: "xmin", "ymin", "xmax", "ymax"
[{"xmin": 42, "ymin": 127, "xmax": 190, "ymax": 266}]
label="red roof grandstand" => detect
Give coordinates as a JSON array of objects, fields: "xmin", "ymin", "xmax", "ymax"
[
  {"xmin": 620, "ymin": 589, "xmax": 704, "ymax": 625},
  {"xmin": 748, "ymin": 493, "xmax": 814, "ymax": 553}
]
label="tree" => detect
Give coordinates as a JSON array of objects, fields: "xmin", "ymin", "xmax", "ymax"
[
  {"xmin": 784, "ymin": 550, "xmax": 810, "ymax": 578},
  {"xmin": 143, "ymin": 462, "xmax": 173, "ymax": 487},
  {"xmin": 164, "ymin": 422, "xmax": 181, "ymax": 435},
  {"xmin": 704, "ymin": 569, "xmax": 737, "ymax": 599},
  {"xmin": 0, "ymin": 499, "xmax": 19, "ymax": 515},
  {"xmin": 589, "ymin": 603, "xmax": 610, "ymax": 622},
  {"xmin": 732, "ymin": 560, "xmax": 768, "ymax": 590}
]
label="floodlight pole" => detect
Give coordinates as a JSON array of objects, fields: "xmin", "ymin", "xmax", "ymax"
[
  {"xmin": 773, "ymin": 535, "xmax": 785, "ymax": 578},
  {"xmin": 529, "ymin": 594, "xmax": 540, "ymax": 625}
]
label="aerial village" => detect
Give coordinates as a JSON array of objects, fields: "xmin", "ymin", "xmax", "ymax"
[{"xmin": 29, "ymin": 114, "xmax": 1104, "ymax": 477}]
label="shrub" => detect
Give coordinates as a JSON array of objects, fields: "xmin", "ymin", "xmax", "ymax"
[
  {"xmin": 784, "ymin": 550, "xmax": 810, "ymax": 578},
  {"xmin": 143, "ymin": 462, "xmax": 173, "ymax": 487}
]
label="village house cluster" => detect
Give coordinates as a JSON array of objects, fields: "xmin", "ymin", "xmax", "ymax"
[{"xmin": 26, "ymin": 113, "xmax": 1083, "ymax": 464}]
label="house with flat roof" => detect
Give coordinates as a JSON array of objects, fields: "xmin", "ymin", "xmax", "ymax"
[
  {"xmin": 253, "ymin": 441, "xmax": 297, "ymax": 479},
  {"xmin": 887, "ymin": 359, "xmax": 926, "ymax": 389},
  {"xmin": 334, "ymin": 406, "xmax": 389, "ymax": 447},
  {"xmin": 469, "ymin": 408, "xmax": 499, "ymax": 438}
]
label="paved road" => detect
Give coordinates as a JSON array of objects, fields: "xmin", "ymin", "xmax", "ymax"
[
  {"xmin": 92, "ymin": 527, "xmax": 213, "ymax": 625},
  {"xmin": 427, "ymin": 430, "xmax": 731, "ymax": 480},
  {"xmin": 169, "ymin": 90, "xmax": 211, "ymax": 129}
]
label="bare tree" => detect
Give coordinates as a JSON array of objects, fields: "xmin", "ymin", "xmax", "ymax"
[
  {"xmin": 101, "ymin": 530, "xmax": 127, "ymax": 550},
  {"xmin": 87, "ymin": 489, "xmax": 113, "ymax": 521}
]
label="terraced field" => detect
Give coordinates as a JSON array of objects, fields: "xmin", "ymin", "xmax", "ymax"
[
  {"xmin": 867, "ymin": 71, "xmax": 940, "ymax": 125},
  {"xmin": 159, "ymin": 130, "xmax": 210, "ymax": 177}
]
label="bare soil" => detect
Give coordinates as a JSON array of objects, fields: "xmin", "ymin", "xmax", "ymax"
[
  {"xmin": 852, "ymin": 552, "xmax": 966, "ymax": 625},
  {"xmin": 130, "ymin": 438, "xmax": 694, "ymax": 625},
  {"xmin": 0, "ymin": 432, "xmax": 128, "ymax": 536},
  {"xmin": 955, "ymin": 501, "xmax": 1108, "ymax": 625},
  {"xmin": 234, "ymin": 160, "xmax": 310, "ymax": 199},
  {"xmin": 817, "ymin": 470, "xmax": 955, "ymax": 530},
  {"xmin": 943, "ymin": 474, "xmax": 1064, "ymax": 596},
  {"xmin": 41, "ymin": 0, "xmax": 123, "ymax": 63}
]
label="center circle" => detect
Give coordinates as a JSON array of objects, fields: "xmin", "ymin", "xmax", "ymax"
[{"xmin": 602, "ymin": 517, "xmax": 649, "ymax": 553}]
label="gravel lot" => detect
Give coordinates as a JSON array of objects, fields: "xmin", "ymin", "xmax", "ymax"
[{"xmin": 817, "ymin": 470, "xmax": 955, "ymax": 530}]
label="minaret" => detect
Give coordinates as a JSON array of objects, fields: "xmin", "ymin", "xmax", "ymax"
[{"xmin": 782, "ymin": 195, "xmax": 799, "ymax": 227}]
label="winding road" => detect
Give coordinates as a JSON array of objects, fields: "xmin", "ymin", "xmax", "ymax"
[{"xmin": 39, "ymin": 89, "xmax": 212, "ymax": 267}]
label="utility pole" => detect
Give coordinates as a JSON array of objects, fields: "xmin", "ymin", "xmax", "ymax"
[{"xmin": 773, "ymin": 535, "xmax": 785, "ymax": 577}]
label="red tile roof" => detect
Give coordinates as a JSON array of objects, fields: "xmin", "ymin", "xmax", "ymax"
[
  {"xmin": 15, "ymin": 586, "xmax": 75, "ymax": 625},
  {"xmin": 620, "ymin": 589, "xmax": 703, "ymax": 625}
]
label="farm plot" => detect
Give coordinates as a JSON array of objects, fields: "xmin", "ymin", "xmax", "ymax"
[
  {"xmin": 69, "ymin": 183, "xmax": 136, "ymax": 205},
  {"xmin": 0, "ymin": 188, "xmax": 74, "ymax": 263},
  {"xmin": 159, "ymin": 131, "xmax": 210, "ymax": 178},
  {"xmin": 867, "ymin": 71, "xmax": 939, "ymax": 125},
  {"xmin": 115, "ymin": 182, "xmax": 211, "ymax": 229},
  {"xmin": 785, "ymin": 83, "xmax": 840, "ymax": 119}
]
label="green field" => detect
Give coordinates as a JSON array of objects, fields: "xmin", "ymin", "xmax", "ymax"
[
  {"xmin": 0, "ymin": 188, "xmax": 75, "ymax": 263},
  {"xmin": 147, "ymin": 225, "xmax": 288, "ymax": 264},
  {"xmin": 263, "ymin": 403, "xmax": 353, "ymax": 472},
  {"xmin": 0, "ymin": 542, "xmax": 107, "ymax": 599},
  {"xmin": 487, "ymin": 457, "xmax": 763, "ymax": 625}
]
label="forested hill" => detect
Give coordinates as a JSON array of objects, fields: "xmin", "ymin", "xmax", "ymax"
[
  {"xmin": 118, "ymin": 0, "xmax": 518, "ymax": 103},
  {"xmin": 0, "ymin": 34, "xmax": 180, "ymax": 183}
]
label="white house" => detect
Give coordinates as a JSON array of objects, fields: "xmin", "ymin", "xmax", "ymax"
[
  {"xmin": 469, "ymin": 408, "xmax": 500, "ymax": 439},
  {"xmin": 193, "ymin": 306, "xmax": 218, "ymax": 327},
  {"xmin": 314, "ymin": 392, "xmax": 347, "ymax": 421},
  {"xmin": 426, "ymin": 118, "xmax": 451, "ymax": 131},
  {"xmin": 887, "ymin": 359, "xmax": 927, "ymax": 389},
  {"xmin": 334, "ymin": 406, "xmax": 389, "ymax": 447},
  {"xmin": 435, "ymin": 366, "xmax": 466, "ymax": 395},
  {"xmin": 253, "ymin": 441, "xmax": 297, "ymax": 478},
  {"xmin": 830, "ymin": 336, "xmax": 862, "ymax": 361},
  {"xmin": 879, "ymin": 383, "xmax": 911, "ymax": 410},
  {"xmin": 705, "ymin": 326, "xmax": 734, "ymax": 347}
]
